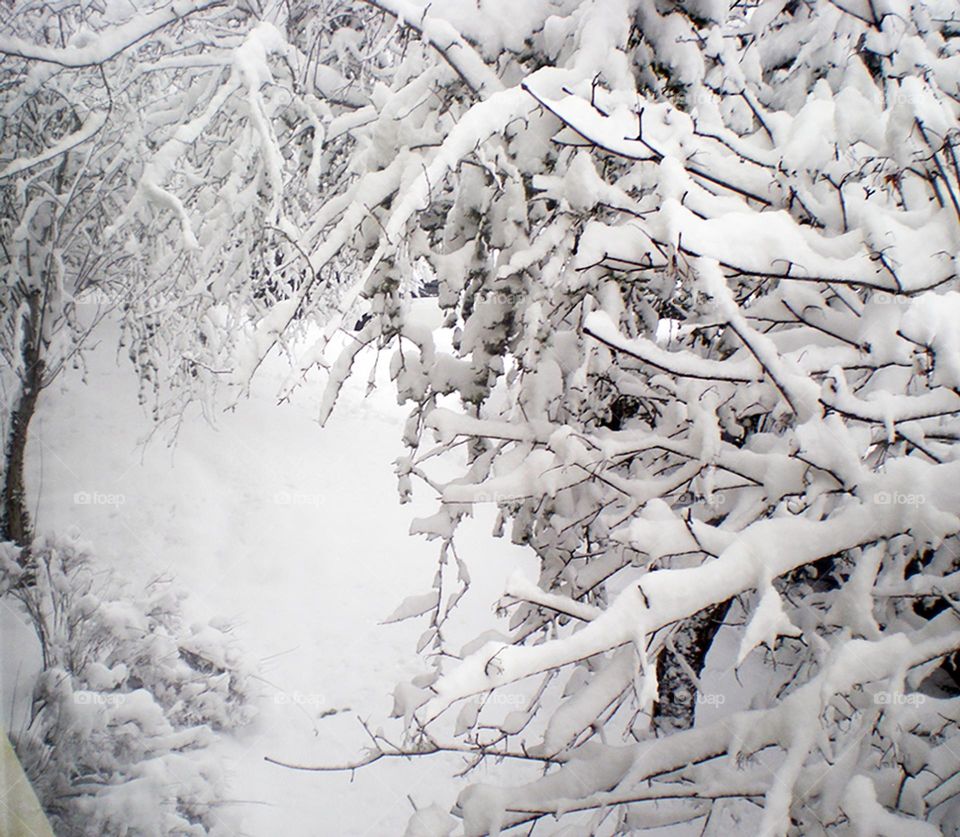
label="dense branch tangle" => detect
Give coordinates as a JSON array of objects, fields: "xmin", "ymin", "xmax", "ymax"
[
  {"xmin": 5, "ymin": 0, "xmax": 960, "ymax": 834},
  {"xmin": 298, "ymin": 1, "xmax": 960, "ymax": 835}
]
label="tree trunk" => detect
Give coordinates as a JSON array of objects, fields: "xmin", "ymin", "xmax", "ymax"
[
  {"xmin": 653, "ymin": 600, "xmax": 731, "ymax": 733},
  {"xmin": 2, "ymin": 289, "xmax": 44, "ymax": 548}
]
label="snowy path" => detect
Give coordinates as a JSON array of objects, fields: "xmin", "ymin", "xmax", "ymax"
[{"xmin": 22, "ymin": 306, "xmax": 532, "ymax": 835}]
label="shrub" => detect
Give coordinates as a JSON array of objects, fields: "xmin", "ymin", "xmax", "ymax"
[{"xmin": 2, "ymin": 534, "xmax": 255, "ymax": 835}]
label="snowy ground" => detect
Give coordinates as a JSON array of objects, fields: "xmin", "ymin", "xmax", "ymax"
[
  {"xmin": 2, "ymin": 300, "xmax": 763, "ymax": 836},
  {"xmin": 14, "ymin": 301, "xmax": 537, "ymax": 836}
]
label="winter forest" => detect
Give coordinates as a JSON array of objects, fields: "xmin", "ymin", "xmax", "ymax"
[{"xmin": 2, "ymin": 0, "xmax": 960, "ymax": 834}]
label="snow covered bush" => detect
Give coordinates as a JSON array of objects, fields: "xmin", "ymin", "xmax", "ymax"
[
  {"xmin": 281, "ymin": 1, "xmax": 960, "ymax": 834},
  {"xmin": 2, "ymin": 534, "xmax": 255, "ymax": 835}
]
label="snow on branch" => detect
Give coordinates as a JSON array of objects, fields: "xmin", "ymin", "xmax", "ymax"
[
  {"xmin": 6, "ymin": 0, "xmax": 957, "ymax": 832},
  {"xmin": 0, "ymin": 0, "xmax": 226, "ymax": 67},
  {"xmin": 363, "ymin": 0, "xmax": 504, "ymax": 96},
  {"xmin": 0, "ymin": 111, "xmax": 108, "ymax": 179}
]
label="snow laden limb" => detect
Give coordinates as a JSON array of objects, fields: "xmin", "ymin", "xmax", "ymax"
[
  {"xmin": 0, "ymin": 111, "xmax": 108, "ymax": 180},
  {"xmin": 448, "ymin": 627, "xmax": 960, "ymax": 835},
  {"xmin": 0, "ymin": 0, "xmax": 228, "ymax": 67},
  {"xmin": 584, "ymin": 310, "xmax": 762, "ymax": 383},
  {"xmin": 504, "ymin": 570, "xmax": 602, "ymax": 623},
  {"xmin": 313, "ymin": 86, "xmax": 536, "ymax": 421},
  {"xmin": 297, "ymin": 0, "xmax": 960, "ymax": 832},
  {"xmin": 361, "ymin": 0, "xmax": 505, "ymax": 96},
  {"xmin": 735, "ymin": 584, "xmax": 802, "ymax": 666},
  {"xmin": 419, "ymin": 469, "xmax": 960, "ymax": 721}
]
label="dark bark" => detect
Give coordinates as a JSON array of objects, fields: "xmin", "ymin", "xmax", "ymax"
[
  {"xmin": 2, "ymin": 288, "xmax": 44, "ymax": 548},
  {"xmin": 653, "ymin": 599, "xmax": 731, "ymax": 733}
]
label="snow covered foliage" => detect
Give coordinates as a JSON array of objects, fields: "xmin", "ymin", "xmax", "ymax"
[
  {"xmin": 7, "ymin": 0, "xmax": 960, "ymax": 833},
  {"xmin": 0, "ymin": 0, "xmax": 227, "ymax": 540},
  {"xmin": 294, "ymin": 1, "xmax": 960, "ymax": 834},
  {"xmin": 0, "ymin": 0, "xmax": 394, "ymax": 542},
  {"xmin": 2, "ymin": 535, "xmax": 254, "ymax": 835},
  {"xmin": 93, "ymin": 0, "xmax": 404, "ymax": 417}
]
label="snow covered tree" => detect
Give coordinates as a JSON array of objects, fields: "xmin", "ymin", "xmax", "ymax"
[
  {"xmin": 0, "ymin": 0, "xmax": 392, "ymax": 543},
  {"xmin": 0, "ymin": 0, "xmax": 227, "ymax": 544},
  {"xmin": 0, "ymin": 5, "xmax": 339, "ymax": 829},
  {"xmin": 7, "ymin": 0, "xmax": 960, "ymax": 833},
  {"xmin": 260, "ymin": 1, "xmax": 960, "ymax": 834}
]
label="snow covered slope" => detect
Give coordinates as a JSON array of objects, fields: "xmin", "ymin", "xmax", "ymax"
[{"xmin": 20, "ymin": 301, "xmax": 533, "ymax": 835}]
